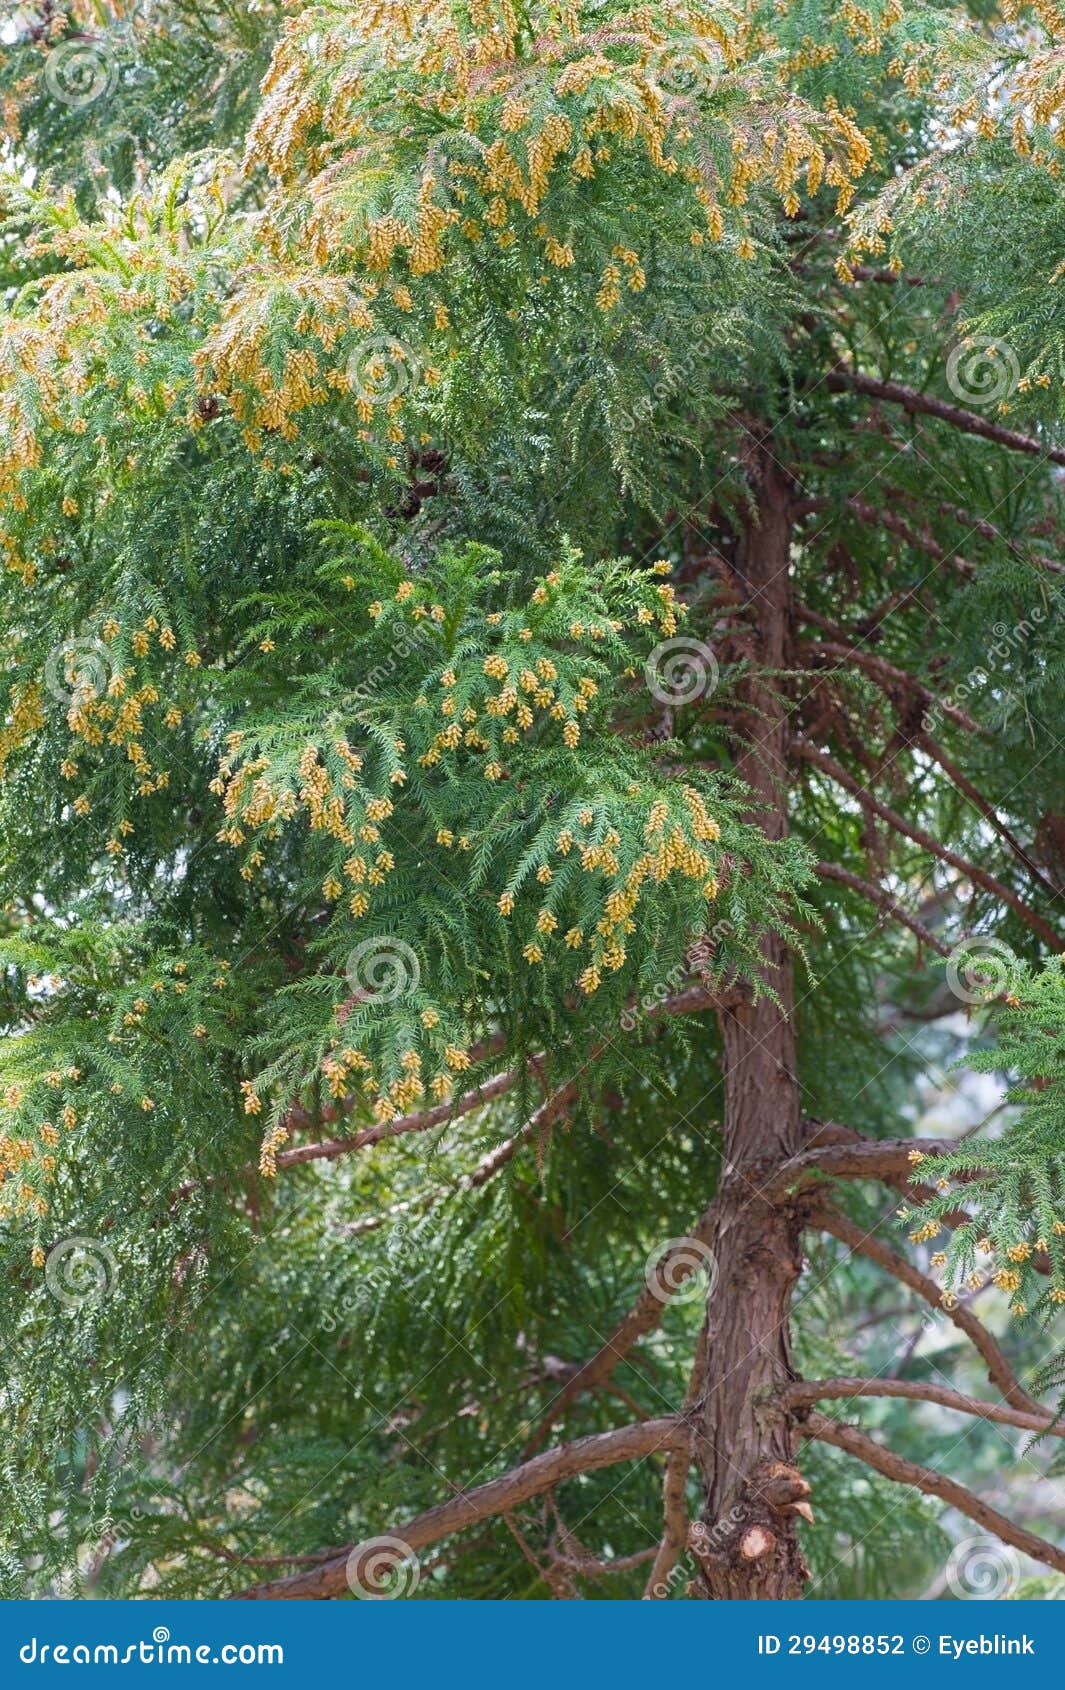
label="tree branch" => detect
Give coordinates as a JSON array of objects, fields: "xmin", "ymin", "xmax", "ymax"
[
  {"xmin": 522, "ymin": 1118, "xmax": 874, "ymax": 1466},
  {"xmin": 919, "ymin": 731, "xmax": 1061, "ymax": 900},
  {"xmin": 271, "ymin": 1067, "xmax": 524, "ymax": 1174},
  {"xmin": 341, "ymin": 1073, "xmax": 585, "ymax": 1237},
  {"xmin": 796, "ymin": 499, "xmax": 974, "ymax": 577},
  {"xmin": 849, "ymin": 266, "xmax": 925, "ymax": 287},
  {"xmin": 788, "ymin": 1377, "xmax": 1063, "ymax": 1438},
  {"xmin": 178, "ymin": 982, "xmax": 733, "ymax": 1204},
  {"xmin": 762, "ymin": 1137, "xmax": 957, "ymax": 1200},
  {"xmin": 816, "ymin": 1207, "xmax": 1042, "ymax": 1415},
  {"xmin": 804, "ymin": 1411, "xmax": 1065, "ymax": 1574},
  {"xmin": 643, "ymin": 1319, "xmax": 708, "ymax": 1599},
  {"xmin": 232, "ymin": 1417, "xmax": 684, "ymax": 1600},
  {"xmin": 798, "ymin": 627, "xmax": 981, "ymax": 735},
  {"xmin": 521, "ymin": 1204, "xmax": 717, "ymax": 1456},
  {"xmin": 793, "ymin": 738, "xmax": 1060, "ymax": 949},
  {"xmin": 802, "ymin": 1117, "xmax": 974, "ymax": 1230},
  {"xmin": 814, "ymin": 862, "xmax": 951, "ymax": 956},
  {"xmin": 827, "ymin": 367, "xmax": 1065, "ymax": 469}
]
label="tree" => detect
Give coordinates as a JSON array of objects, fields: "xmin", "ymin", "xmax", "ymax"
[{"xmin": 1, "ymin": 0, "xmax": 1064, "ymax": 1601}]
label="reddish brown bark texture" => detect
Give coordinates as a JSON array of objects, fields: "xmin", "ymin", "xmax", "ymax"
[{"xmin": 693, "ymin": 448, "xmax": 809, "ymax": 1598}]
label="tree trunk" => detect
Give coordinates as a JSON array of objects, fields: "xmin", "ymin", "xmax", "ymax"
[{"xmin": 692, "ymin": 447, "xmax": 809, "ymax": 1599}]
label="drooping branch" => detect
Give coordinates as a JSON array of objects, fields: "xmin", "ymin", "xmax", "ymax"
[
  {"xmin": 551, "ymin": 1544, "xmax": 658, "ymax": 1578},
  {"xmin": 798, "ymin": 625, "xmax": 981, "ymax": 736},
  {"xmin": 521, "ymin": 1201, "xmax": 717, "ymax": 1456},
  {"xmin": 826, "ymin": 367, "xmax": 1065, "ymax": 469},
  {"xmin": 794, "ymin": 738, "xmax": 1060, "ymax": 949},
  {"xmin": 804, "ymin": 1412, "xmax": 1065, "ymax": 1574},
  {"xmin": 931, "ymin": 497, "xmax": 1063, "ymax": 573},
  {"xmin": 802, "ymin": 1116, "xmax": 974, "ymax": 1231},
  {"xmin": 919, "ymin": 731, "xmax": 1060, "ymax": 900},
  {"xmin": 814, "ymin": 862, "xmax": 951, "ymax": 956},
  {"xmin": 796, "ymin": 500, "xmax": 974, "ymax": 577},
  {"xmin": 817, "ymin": 1207, "xmax": 1042, "ymax": 1415},
  {"xmin": 787, "ymin": 1377, "xmax": 1063, "ymax": 1438},
  {"xmin": 270, "ymin": 1066, "xmax": 524, "ymax": 1175},
  {"xmin": 178, "ymin": 981, "xmax": 734, "ymax": 1204},
  {"xmin": 801, "ymin": 615, "xmax": 987, "ymax": 733},
  {"xmin": 849, "ymin": 266, "xmax": 925, "ymax": 287},
  {"xmin": 232, "ymin": 1417, "xmax": 684, "ymax": 1600},
  {"xmin": 342, "ymin": 1073, "xmax": 585, "ymax": 1237}
]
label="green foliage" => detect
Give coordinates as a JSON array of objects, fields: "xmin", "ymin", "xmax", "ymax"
[
  {"xmin": 1, "ymin": 0, "xmax": 1064, "ymax": 1603},
  {"xmin": 911, "ymin": 960, "xmax": 1065, "ymax": 1320}
]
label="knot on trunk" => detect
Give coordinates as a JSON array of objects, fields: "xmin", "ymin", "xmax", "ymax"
[
  {"xmin": 752, "ymin": 1459, "xmax": 815, "ymax": 1522},
  {"xmin": 689, "ymin": 1461, "xmax": 813, "ymax": 1598}
]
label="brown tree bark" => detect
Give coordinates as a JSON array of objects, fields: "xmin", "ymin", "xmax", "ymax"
[{"xmin": 693, "ymin": 445, "xmax": 810, "ymax": 1598}]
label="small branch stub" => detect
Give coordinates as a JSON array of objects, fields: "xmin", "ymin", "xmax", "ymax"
[{"xmin": 740, "ymin": 1524, "xmax": 777, "ymax": 1562}]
